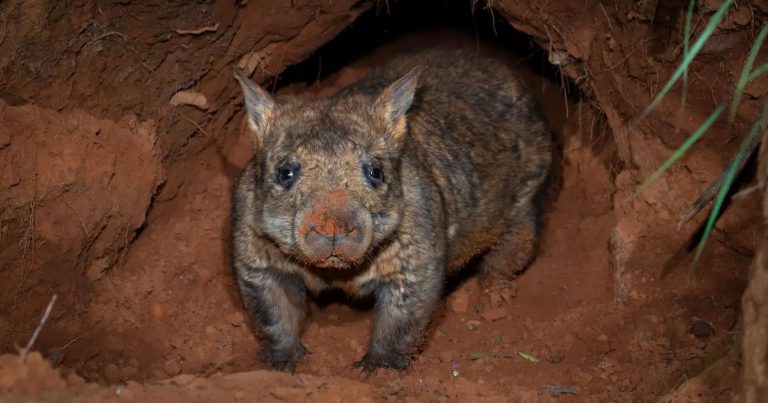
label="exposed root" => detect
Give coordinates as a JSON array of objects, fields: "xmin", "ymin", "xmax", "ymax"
[
  {"xmin": 175, "ymin": 22, "xmax": 219, "ymax": 36},
  {"xmin": 0, "ymin": 11, "xmax": 6, "ymax": 48},
  {"xmin": 84, "ymin": 31, "xmax": 126, "ymax": 49},
  {"xmin": 5, "ymin": 196, "xmax": 37, "ymax": 351},
  {"xmin": 63, "ymin": 197, "xmax": 90, "ymax": 238},
  {"xmin": 116, "ymin": 222, "xmax": 130, "ymax": 269}
]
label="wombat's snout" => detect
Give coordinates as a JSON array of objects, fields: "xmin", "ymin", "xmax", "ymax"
[{"xmin": 296, "ymin": 190, "xmax": 372, "ymax": 268}]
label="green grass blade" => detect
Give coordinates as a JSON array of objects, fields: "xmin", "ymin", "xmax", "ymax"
[
  {"xmin": 684, "ymin": 0, "xmax": 694, "ymax": 55},
  {"xmin": 728, "ymin": 24, "xmax": 768, "ymax": 123},
  {"xmin": 635, "ymin": 104, "xmax": 726, "ymax": 196},
  {"xmin": 640, "ymin": 0, "xmax": 733, "ymax": 119},
  {"xmin": 680, "ymin": 0, "xmax": 696, "ymax": 114},
  {"xmin": 748, "ymin": 62, "xmax": 768, "ymax": 82},
  {"xmin": 692, "ymin": 102, "xmax": 768, "ymax": 268}
]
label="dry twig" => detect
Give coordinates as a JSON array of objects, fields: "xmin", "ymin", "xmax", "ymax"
[
  {"xmin": 22, "ymin": 294, "xmax": 58, "ymax": 362},
  {"xmin": 180, "ymin": 114, "xmax": 212, "ymax": 138}
]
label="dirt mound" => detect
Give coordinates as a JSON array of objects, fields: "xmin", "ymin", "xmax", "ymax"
[
  {"xmin": 0, "ymin": 351, "xmax": 376, "ymax": 402},
  {"xmin": 0, "ymin": 101, "xmax": 164, "ymax": 355}
]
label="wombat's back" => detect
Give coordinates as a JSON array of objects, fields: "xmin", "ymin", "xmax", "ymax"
[{"xmin": 339, "ymin": 49, "xmax": 552, "ymax": 269}]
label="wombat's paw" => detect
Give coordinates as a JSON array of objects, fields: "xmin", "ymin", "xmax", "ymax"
[
  {"xmin": 353, "ymin": 350, "xmax": 411, "ymax": 374},
  {"xmin": 263, "ymin": 342, "xmax": 308, "ymax": 372}
]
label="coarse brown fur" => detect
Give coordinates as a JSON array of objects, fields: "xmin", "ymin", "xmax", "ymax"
[{"xmin": 231, "ymin": 49, "xmax": 552, "ymax": 372}]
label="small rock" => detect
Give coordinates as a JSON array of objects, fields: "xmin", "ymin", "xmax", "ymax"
[
  {"xmin": 0, "ymin": 131, "xmax": 10, "ymax": 149},
  {"xmin": 169, "ymin": 337, "xmax": 185, "ymax": 349},
  {"xmin": 545, "ymin": 385, "xmax": 578, "ymax": 395},
  {"xmin": 545, "ymin": 351, "xmax": 565, "ymax": 364},
  {"xmin": 449, "ymin": 288, "xmax": 469, "ymax": 314},
  {"xmin": 163, "ymin": 359, "xmax": 181, "ymax": 376},
  {"xmin": 46, "ymin": 348, "xmax": 65, "ymax": 368},
  {"xmin": 658, "ymin": 209, "xmax": 672, "ymax": 221},
  {"xmin": 66, "ymin": 372, "xmax": 85, "ymax": 386},
  {"xmin": 597, "ymin": 334, "xmax": 609, "ymax": 342},
  {"xmin": 149, "ymin": 368, "xmax": 166, "ymax": 380},
  {"xmin": 480, "ymin": 307, "xmax": 508, "ymax": 322},
  {"xmin": 349, "ymin": 339, "xmax": 363, "ymax": 354},
  {"xmin": 386, "ymin": 379, "xmax": 405, "ymax": 395},
  {"xmin": 489, "ymin": 293, "xmax": 504, "ymax": 307},
  {"xmin": 730, "ymin": 5, "xmax": 751, "ymax": 26},
  {"xmin": 270, "ymin": 386, "xmax": 307, "ymax": 400},
  {"xmin": 228, "ymin": 311, "xmax": 246, "ymax": 326},
  {"xmin": 690, "ymin": 320, "xmax": 715, "ymax": 339},
  {"xmin": 151, "ymin": 303, "xmax": 163, "ymax": 319},
  {"xmin": 172, "ymin": 374, "xmax": 196, "ymax": 386},
  {"xmin": 438, "ymin": 351, "xmax": 453, "ymax": 363},
  {"xmin": 234, "ymin": 390, "xmax": 246, "ymax": 400},
  {"xmin": 498, "ymin": 284, "xmax": 518, "ymax": 301},
  {"xmin": 328, "ymin": 314, "xmax": 339, "ymax": 321},
  {"xmin": 204, "ymin": 325, "xmax": 219, "ymax": 341},
  {"xmin": 466, "ymin": 320, "xmax": 482, "ymax": 331}
]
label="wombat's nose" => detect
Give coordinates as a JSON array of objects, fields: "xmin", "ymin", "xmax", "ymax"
[
  {"xmin": 302, "ymin": 214, "xmax": 363, "ymax": 248},
  {"xmin": 297, "ymin": 191, "xmax": 369, "ymax": 267},
  {"xmin": 310, "ymin": 222, "xmax": 359, "ymax": 242}
]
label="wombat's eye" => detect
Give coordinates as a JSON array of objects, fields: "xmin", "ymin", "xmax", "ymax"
[
  {"xmin": 276, "ymin": 162, "xmax": 300, "ymax": 189},
  {"xmin": 363, "ymin": 162, "xmax": 384, "ymax": 188}
]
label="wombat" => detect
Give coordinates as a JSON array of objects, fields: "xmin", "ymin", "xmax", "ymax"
[{"xmin": 231, "ymin": 49, "xmax": 552, "ymax": 373}]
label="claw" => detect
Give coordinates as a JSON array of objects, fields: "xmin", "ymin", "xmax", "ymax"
[
  {"xmin": 353, "ymin": 351, "xmax": 411, "ymax": 374},
  {"xmin": 262, "ymin": 343, "xmax": 308, "ymax": 373}
]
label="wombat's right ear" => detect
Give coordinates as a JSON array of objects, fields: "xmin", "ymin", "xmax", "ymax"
[
  {"xmin": 372, "ymin": 66, "xmax": 421, "ymax": 141},
  {"xmin": 235, "ymin": 69, "xmax": 275, "ymax": 143}
]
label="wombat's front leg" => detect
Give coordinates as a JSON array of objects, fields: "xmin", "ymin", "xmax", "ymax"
[
  {"xmin": 355, "ymin": 265, "xmax": 443, "ymax": 373},
  {"xmin": 234, "ymin": 261, "xmax": 308, "ymax": 372}
]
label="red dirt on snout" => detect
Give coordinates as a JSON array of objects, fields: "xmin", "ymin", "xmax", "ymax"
[{"xmin": 299, "ymin": 189, "xmax": 354, "ymax": 238}]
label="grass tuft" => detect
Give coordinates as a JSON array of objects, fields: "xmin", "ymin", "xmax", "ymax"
[
  {"xmin": 679, "ymin": 0, "xmax": 696, "ymax": 116},
  {"xmin": 635, "ymin": 0, "xmax": 768, "ymax": 270},
  {"xmin": 729, "ymin": 24, "xmax": 768, "ymax": 124},
  {"xmin": 639, "ymin": 0, "xmax": 733, "ymax": 120},
  {"xmin": 692, "ymin": 103, "xmax": 768, "ymax": 267},
  {"xmin": 634, "ymin": 104, "xmax": 725, "ymax": 197}
]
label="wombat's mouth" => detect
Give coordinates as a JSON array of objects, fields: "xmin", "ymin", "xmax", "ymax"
[{"xmin": 309, "ymin": 255, "xmax": 359, "ymax": 270}]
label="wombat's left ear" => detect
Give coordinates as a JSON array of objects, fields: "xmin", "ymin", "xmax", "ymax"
[
  {"xmin": 235, "ymin": 69, "xmax": 275, "ymax": 146},
  {"xmin": 373, "ymin": 66, "xmax": 421, "ymax": 141}
]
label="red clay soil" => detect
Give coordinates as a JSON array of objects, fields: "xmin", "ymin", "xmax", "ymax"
[{"xmin": 0, "ymin": 1, "xmax": 765, "ymax": 402}]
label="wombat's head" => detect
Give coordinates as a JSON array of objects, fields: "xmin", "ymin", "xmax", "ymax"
[{"xmin": 235, "ymin": 68, "xmax": 419, "ymax": 270}]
